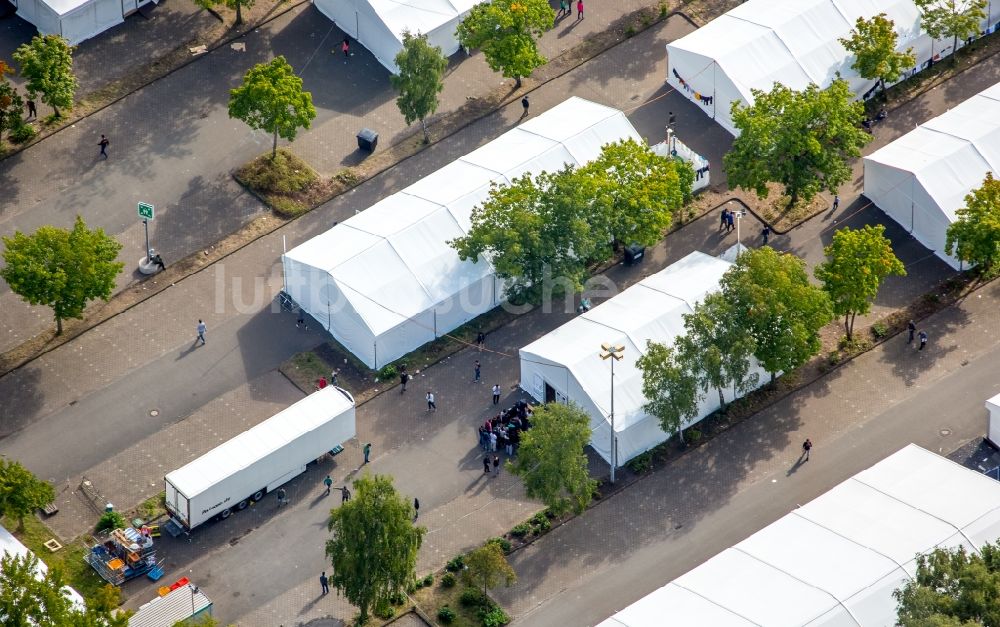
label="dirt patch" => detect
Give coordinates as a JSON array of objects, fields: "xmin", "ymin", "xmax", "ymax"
[{"xmin": 234, "ymin": 148, "xmax": 334, "ymax": 217}]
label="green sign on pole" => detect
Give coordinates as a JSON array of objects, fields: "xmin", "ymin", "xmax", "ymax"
[{"xmin": 138, "ymin": 202, "xmax": 154, "ymax": 221}]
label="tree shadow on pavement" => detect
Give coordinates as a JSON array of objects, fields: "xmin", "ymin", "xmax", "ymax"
[{"xmin": 0, "ymin": 364, "xmax": 43, "ymax": 439}]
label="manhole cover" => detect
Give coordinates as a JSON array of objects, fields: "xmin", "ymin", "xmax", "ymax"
[
  {"xmin": 149, "ymin": 409, "xmax": 159, "ymax": 417},
  {"xmin": 940, "ymin": 428, "xmax": 951, "ymax": 436}
]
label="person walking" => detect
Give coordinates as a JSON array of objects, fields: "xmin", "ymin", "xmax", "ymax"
[
  {"xmin": 907, "ymin": 320, "xmax": 916, "ymax": 344},
  {"xmin": 726, "ymin": 210, "xmax": 735, "ymax": 232},
  {"xmin": 276, "ymin": 488, "xmax": 287, "ymax": 507},
  {"xmin": 98, "ymin": 134, "xmax": 109, "ymax": 159},
  {"xmin": 492, "ymin": 384, "xmax": 501, "ymax": 405},
  {"xmin": 196, "ymin": 320, "xmax": 207, "ymax": 345},
  {"xmin": 483, "ymin": 455, "xmax": 492, "ymax": 474},
  {"xmin": 323, "ymin": 475, "xmax": 333, "ymax": 496},
  {"xmin": 317, "ymin": 376, "xmax": 328, "ymax": 390},
  {"xmin": 320, "ymin": 572, "xmax": 329, "ymax": 595},
  {"xmin": 802, "ymin": 438, "xmax": 812, "ymax": 462},
  {"xmin": 719, "ymin": 207, "xmax": 729, "ymax": 232},
  {"xmin": 521, "ymin": 96, "xmax": 530, "ymax": 118},
  {"xmin": 330, "ymin": 369, "xmax": 339, "ymax": 386},
  {"xmin": 363, "ymin": 442, "xmax": 371, "ymax": 464},
  {"xmin": 576, "ymin": 0, "xmax": 584, "ymax": 20},
  {"xmin": 340, "ymin": 485, "xmax": 351, "ymax": 503},
  {"xmin": 400, "ymin": 370, "xmax": 409, "ymax": 393},
  {"xmin": 761, "ymin": 224, "xmax": 771, "ymax": 245},
  {"xmin": 489, "ymin": 430, "xmax": 497, "ymax": 453},
  {"xmin": 426, "ymin": 391, "xmax": 436, "ymax": 412},
  {"xmin": 474, "ymin": 360, "xmax": 481, "ymax": 384},
  {"xmin": 413, "ymin": 498, "xmax": 420, "ymax": 520},
  {"xmin": 558, "ymin": 0, "xmax": 569, "ymax": 17},
  {"xmin": 832, "ymin": 195, "xmax": 840, "ymax": 211},
  {"xmin": 476, "ymin": 331, "xmax": 485, "ymax": 351},
  {"xmin": 493, "ymin": 455, "xmax": 501, "ymax": 476},
  {"xmin": 26, "ymin": 98, "xmax": 36, "ymax": 119},
  {"xmin": 341, "ymin": 37, "xmax": 350, "ymax": 63},
  {"xmin": 918, "ymin": 330, "xmax": 928, "ymax": 351}
]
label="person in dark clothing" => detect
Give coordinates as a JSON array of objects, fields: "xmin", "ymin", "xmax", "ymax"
[
  {"xmin": 151, "ymin": 252, "xmax": 166, "ymax": 272},
  {"xmin": 907, "ymin": 320, "xmax": 916, "ymax": 344},
  {"xmin": 802, "ymin": 439, "xmax": 812, "ymax": 461},
  {"xmin": 761, "ymin": 225, "xmax": 771, "ymax": 245},
  {"xmin": 26, "ymin": 99, "xmax": 37, "ymax": 119},
  {"xmin": 476, "ymin": 331, "xmax": 486, "ymax": 350},
  {"xmin": 413, "ymin": 498, "xmax": 420, "ymax": 520},
  {"xmin": 483, "ymin": 455, "xmax": 491, "ymax": 474},
  {"xmin": 320, "ymin": 572, "xmax": 329, "ymax": 594},
  {"xmin": 918, "ymin": 330, "xmax": 928, "ymax": 351},
  {"xmin": 521, "ymin": 96, "xmax": 529, "ymax": 118},
  {"xmin": 340, "ymin": 486, "xmax": 351, "ymax": 503},
  {"xmin": 719, "ymin": 207, "xmax": 729, "ymax": 232}
]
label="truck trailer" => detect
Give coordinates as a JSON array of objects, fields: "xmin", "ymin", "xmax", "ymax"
[{"xmin": 164, "ymin": 386, "xmax": 356, "ymax": 531}]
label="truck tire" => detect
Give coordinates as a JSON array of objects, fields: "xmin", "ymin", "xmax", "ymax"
[
  {"xmin": 252, "ymin": 489, "xmax": 265, "ymax": 502},
  {"xmin": 220, "ymin": 508, "xmax": 232, "ymax": 519},
  {"xmin": 237, "ymin": 499, "xmax": 249, "ymax": 511}
]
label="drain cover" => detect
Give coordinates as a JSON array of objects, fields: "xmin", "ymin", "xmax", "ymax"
[
  {"xmin": 940, "ymin": 428, "xmax": 951, "ymax": 436},
  {"xmin": 150, "ymin": 409, "xmax": 159, "ymax": 417}
]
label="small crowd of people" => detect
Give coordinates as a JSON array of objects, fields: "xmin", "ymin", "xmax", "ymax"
[{"xmin": 479, "ymin": 400, "xmax": 534, "ymax": 475}]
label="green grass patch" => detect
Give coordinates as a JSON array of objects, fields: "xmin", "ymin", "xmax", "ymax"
[
  {"xmin": 280, "ymin": 350, "xmax": 331, "ymax": 392},
  {"xmin": 135, "ymin": 491, "xmax": 166, "ymax": 522},
  {"xmin": 234, "ymin": 148, "xmax": 324, "ymax": 217},
  {"xmin": 413, "ymin": 583, "xmax": 491, "ymax": 627},
  {"xmin": 4, "ymin": 515, "xmax": 108, "ymax": 603}
]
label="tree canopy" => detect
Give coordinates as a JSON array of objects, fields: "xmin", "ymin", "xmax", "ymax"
[
  {"xmin": 1, "ymin": 216, "xmax": 123, "ymax": 335},
  {"xmin": 456, "ymin": 0, "xmax": 553, "ymax": 87},
  {"xmin": 894, "ymin": 542, "xmax": 1000, "ymax": 626},
  {"xmin": 719, "ymin": 247, "xmax": 832, "ymax": 382},
  {"xmin": 508, "ymin": 402, "xmax": 596, "ymax": 515},
  {"xmin": 915, "ymin": 0, "xmax": 987, "ymax": 65},
  {"xmin": 193, "ymin": 0, "xmax": 254, "ymax": 25},
  {"xmin": 815, "ymin": 224, "xmax": 905, "ymax": 339},
  {"xmin": 945, "ymin": 171, "xmax": 1000, "ymax": 271},
  {"xmin": 391, "ymin": 31, "xmax": 448, "ymax": 144},
  {"xmin": 228, "ymin": 56, "xmax": 315, "ymax": 159},
  {"xmin": 0, "ymin": 459, "xmax": 55, "ymax": 530},
  {"xmin": 838, "ymin": 13, "xmax": 916, "ymax": 98},
  {"xmin": 12, "ymin": 35, "xmax": 76, "ymax": 118},
  {"xmin": 325, "ymin": 475, "xmax": 424, "ymax": 623},
  {"xmin": 680, "ymin": 292, "xmax": 758, "ymax": 410},
  {"xmin": 636, "ymin": 340, "xmax": 701, "ymax": 440},
  {"xmin": 724, "ymin": 79, "xmax": 871, "ymax": 207},
  {"xmin": 462, "ymin": 542, "xmax": 516, "ymax": 595}
]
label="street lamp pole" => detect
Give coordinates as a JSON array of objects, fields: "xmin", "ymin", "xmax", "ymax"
[{"xmin": 600, "ymin": 342, "xmax": 624, "ymax": 483}]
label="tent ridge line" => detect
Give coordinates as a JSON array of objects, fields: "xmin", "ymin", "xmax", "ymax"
[{"xmin": 668, "ymin": 580, "xmax": 765, "ymax": 626}]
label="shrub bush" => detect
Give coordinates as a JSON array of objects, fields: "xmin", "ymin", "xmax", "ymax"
[
  {"xmin": 9, "ymin": 123, "xmax": 36, "ymax": 144},
  {"xmin": 871, "ymin": 321, "xmax": 889, "ymax": 339},
  {"xmin": 487, "ymin": 537, "xmax": 512, "ymax": 554},
  {"xmin": 626, "ymin": 451, "xmax": 653, "ymax": 473},
  {"xmin": 441, "ymin": 572, "xmax": 457, "ymax": 588},
  {"xmin": 438, "ymin": 606, "xmax": 456, "ymax": 624},
  {"xmin": 460, "ymin": 588, "xmax": 487, "ymax": 608},
  {"xmin": 374, "ymin": 599, "xmax": 395, "ymax": 620},
  {"xmin": 510, "ymin": 523, "xmax": 531, "ymax": 538},
  {"xmin": 423, "ymin": 574, "xmax": 434, "ymax": 587},
  {"xmin": 389, "ymin": 590, "xmax": 406, "ymax": 605},
  {"xmin": 446, "ymin": 555, "xmax": 465, "ymax": 572},
  {"xmin": 687, "ymin": 428, "xmax": 702, "ymax": 443},
  {"xmin": 479, "ymin": 605, "xmax": 511, "ymax": 627},
  {"xmin": 378, "ymin": 364, "xmax": 398, "ymax": 381},
  {"xmin": 531, "ymin": 517, "xmax": 551, "ymax": 535},
  {"xmin": 529, "ymin": 512, "xmax": 548, "ymax": 527},
  {"xmin": 96, "ymin": 511, "xmax": 126, "ymax": 532}
]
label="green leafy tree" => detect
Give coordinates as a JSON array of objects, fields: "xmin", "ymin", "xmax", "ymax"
[
  {"xmin": 0, "ymin": 553, "xmax": 74, "ymax": 627},
  {"xmin": 0, "ymin": 459, "xmax": 55, "ymax": 530},
  {"xmin": 12, "ymin": 35, "xmax": 76, "ymax": 118},
  {"xmin": 1, "ymin": 216, "xmax": 123, "ymax": 335},
  {"xmin": 915, "ymin": 0, "xmax": 987, "ymax": 65},
  {"xmin": 719, "ymin": 247, "xmax": 832, "ymax": 383},
  {"xmin": 508, "ymin": 403, "xmax": 596, "ymax": 515},
  {"xmin": 681, "ymin": 292, "xmax": 758, "ymax": 411},
  {"xmin": 391, "ymin": 31, "xmax": 447, "ymax": 144},
  {"xmin": 894, "ymin": 542, "xmax": 1000, "ymax": 625},
  {"xmin": 325, "ymin": 475, "xmax": 424, "ymax": 624},
  {"xmin": 636, "ymin": 340, "xmax": 701, "ymax": 441},
  {"xmin": 815, "ymin": 224, "xmax": 906, "ymax": 340},
  {"xmin": 451, "ymin": 166, "xmax": 600, "ymax": 303},
  {"xmin": 579, "ymin": 138, "xmax": 693, "ymax": 249},
  {"xmin": 462, "ymin": 542, "xmax": 516, "ymax": 596},
  {"xmin": 945, "ymin": 171, "xmax": 1000, "ymax": 271},
  {"xmin": 456, "ymin": 0, "xmax": 553, "ymax": 88},
  {"xmin": 0, "ymin": 61, "xmax": 24, "ymax": 144},
  {"xmin": 193, "ymin": 0, "xmax": 253, "ymax": 25},
  {"xmin": 838, "ymin": 14, "xmax": 916, "ymax": 99},
  {"xmin": 228, "ymin": 56, "xmax": 316, "ymax": 159},
  {"xmin": 724, "ymin": 79, "xmax": 871, "ymax": 208}
]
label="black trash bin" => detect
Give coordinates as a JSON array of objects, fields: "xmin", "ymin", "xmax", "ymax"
[
  {"xmin": 624, "ymin": 243, "xmax": 645, "ymax": 266},
  {"xmin": 357, "ymin": 128, "xmax": 378, "ymax": 152}
]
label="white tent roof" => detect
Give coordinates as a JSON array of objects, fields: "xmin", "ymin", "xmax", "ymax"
[
  {"xmin": 164, "ymin": 386, "xmax": 355, "ymax": 499},
  {"xmin": 521, "ymin": 252, "xmax": 733, "ymax": 430},
  {"xmin": 284, "ymin": 97, "xmax": 642, "ymax": 338},
  {"xmin": 866, "ymin": 81, "xmax": 1000, "ymax": 226},
  {"xmin": 363, "ymin": 0, "xmax": 479, "ymax": 44},
  {"xmin": 0, "ymin": 523, "xmax": 85, "ymax": 611},
  {"xmin": 598, "ymin": 444, "xmax": 1000, "ymax": 627}
]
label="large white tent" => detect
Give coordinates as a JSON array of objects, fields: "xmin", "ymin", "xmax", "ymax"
[
  {"xmin": 15, "ymin": 0, "xmax": 151, "ymax": 45},
  {"xmin": 518, "ymin": 251, "xmax": 768, "ymax": 467},
  {"xmin": 864, "ymin": 81, "xmax": 1000, "ymax": 271},
  {"xmin": 666, "ymin": 0, "xmax": 1000, "ymax": 136},
  {"xmin": 313, "ymin": 0, "xmax": 484, "ymax": 73},
  {"xmin": 283, "ymin": 97, "xmax": 642, "ymax": 369},
  {"xmin": 0, "ymin": 522, "xmax": 85, "ymax": 611},
  {"xmin": 598, "ymin": 444, "xmax": 1000, "ymax": 627}
]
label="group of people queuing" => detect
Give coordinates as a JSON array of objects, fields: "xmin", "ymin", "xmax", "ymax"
[{"xmin": 480, "ymin": 400, "xmax": 534, "ymax": 476}]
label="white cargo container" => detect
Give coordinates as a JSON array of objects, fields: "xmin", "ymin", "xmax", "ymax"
[{"xmin": 164, "ymin": 386, "xmax": 356, "ymax": 530}]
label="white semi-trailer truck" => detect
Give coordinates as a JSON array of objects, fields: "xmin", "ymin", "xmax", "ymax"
[{"xmin": 164, "ymin": 386, "xmax": 356, "ymax": 531}]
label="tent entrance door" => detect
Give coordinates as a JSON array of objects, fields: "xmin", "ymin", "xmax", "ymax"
[{"xmin": 544, "ymin": 383, "xmax": 556, "ymax": 403}]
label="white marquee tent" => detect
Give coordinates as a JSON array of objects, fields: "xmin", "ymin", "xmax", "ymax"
[
  {"xmin": 598, "ymin": 444, "xmax": 1000, "ymax": 627},
  {"xmin": 313, "ymin": 0, "xmax": 484, "ymax": 73},
  {"xmin": 16, "ymin": 0, "xmax": 151, "ymax": 45},
  {"xmin": 0, "ymin": 522, "xmax": 85, "ymax": 611},
  {"xmin": 666, "ymin": 0, "xmax": 1000, "ymax": 135},
  {"xmin": 518, "ymin": 251, "xmax": 768, "ymax": 467},
  {"xmin": 283, "ymin": 97, "xmax": 642, "ymax": 369},
  {"xmin": 864, "ymin": 81, "xmax": 1000, "ymax": 271}
]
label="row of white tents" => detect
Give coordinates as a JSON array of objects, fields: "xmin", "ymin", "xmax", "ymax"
[
  {"xmin": 15, "ymin": 0, "xmax": 151, "ymax": 45},
  {"xmin": 519, "ymin": 250, "xmax": 768, "ymax": 468},
  {"xmin": 282, "ymin": 97, "xmax": 644, "ymax": 369},
  {"xmin": 598, "ymin": 444, "xmax": 1000, "ymax": 626},
  {"xmin": 667, "ymin": 0, "xmax": 1000, "ymax": 135}
]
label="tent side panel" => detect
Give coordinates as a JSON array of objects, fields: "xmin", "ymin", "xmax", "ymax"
[
  {"xmin": 432, "ymin": 275, "xmax": 497, "ymax": 342},
  {"xmin": 667, "ymin": 44, "xmax": 741, "ymax": 136},
  {"xmin": 372, "ymin": 311, "xmax": 436, "ymax": 369},
  {"xmin": 60, "ymin": 0, "xmax": 124, "ymax": 44},
  {"xmin": 313, "ymin": 0, "xmax": 402, "ymax": 73},
  {"xmin": 426, "ymin": 15, "xmax": 463, "ymax": 58}
]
